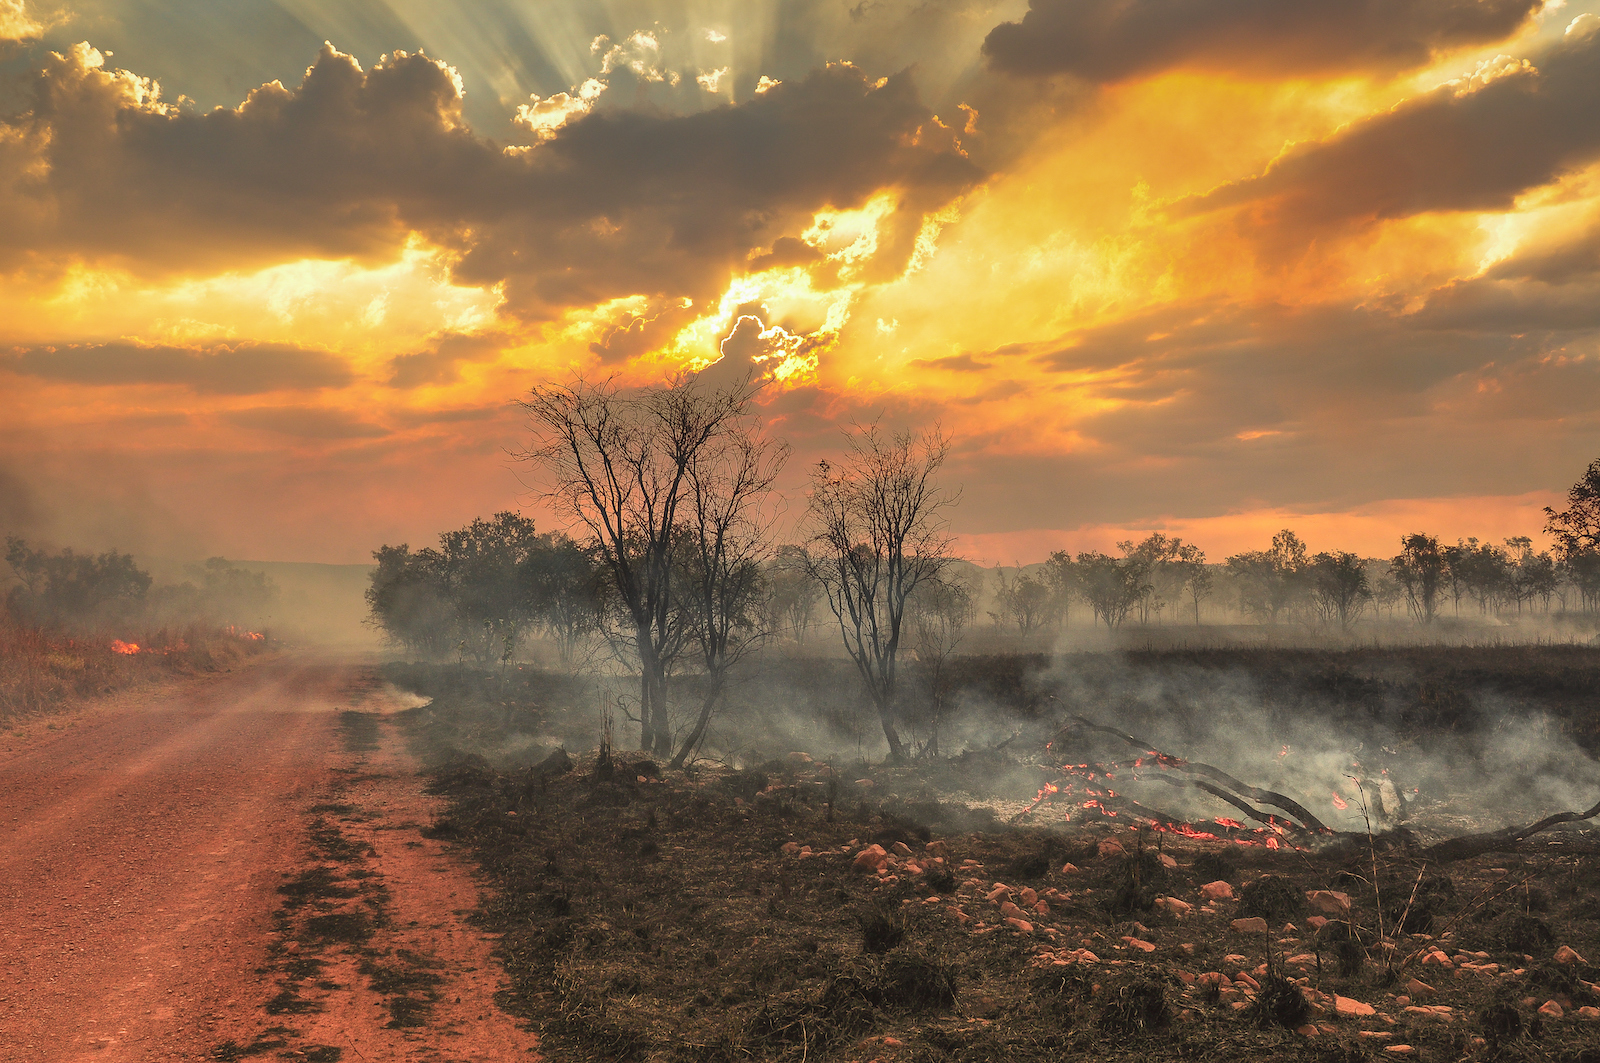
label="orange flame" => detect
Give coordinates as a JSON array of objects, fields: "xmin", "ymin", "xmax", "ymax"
[
  {"xmin": 1330, "ymin": 791, "xmax": 1349, "ymax": 810},
  {"xmin": 111, "ymin": 639, "xmax": 140, "ymax": 655}
]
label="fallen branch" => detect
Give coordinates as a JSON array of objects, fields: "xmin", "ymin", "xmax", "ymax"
[{"xmin": 1419, "ymin": 797, "xmax": 1600, "ymax": 863}]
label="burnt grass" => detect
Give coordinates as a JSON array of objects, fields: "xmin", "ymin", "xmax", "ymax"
[{"xmin": 392, "ymin": 646, "xmax": 1600, "ymax": 1063}]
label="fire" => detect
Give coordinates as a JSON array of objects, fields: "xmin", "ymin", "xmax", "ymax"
[
  {"xmin": 1330, "ymin": 791, "xmax": 1349, "ymax": 810},
  {"xmin": 111, "ymin": 639, "xmax": 140, "ymax": 655},
  {"xmin": 1213, "ymin": 817, "xmax": 1245, "ymax": 830},
  {"xmin": 225, "ymin": 626, "xmax": 265, "ymax": 640}
]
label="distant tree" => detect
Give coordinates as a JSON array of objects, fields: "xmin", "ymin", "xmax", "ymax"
[
  {"xmin": 764, "ymin": 545, "xmax": 822, "ymax": 642},
  {"xmin": 1310, "ymin": 551, "xmax": 1371, "ymax": 631},
  {"xmin": 1225, "ymin": 529, "xmax": 1309, "ymax": 624},
  {"xmin": 1545, "ymin": 459, "xmax": 1600, "ymax": 612},
  {"xmin": 1512, "ymin": 547, "xmax": 1559, "ymax": 613},
  {"xmin": 194, "ymin": 558, "xmax": 278, "ymax": 625},
  {"xmin": 1170, "ymin": 542, "xmax": 1213, "ymax": 624},
  {"xmin": 366, "ymin": 543, "xmax": 454, "ymax": 657},
  {"xmin": 1390, "ymin": 533, "xmax": 1445, "ymax": 624},
  {"xmin": 4, "ymin": 538, "xmax": 152, "ymax": 627},
  {"xmin": 989, "ymin": 566, "xmax": 1052, "ymax": 634},
  {"xmin": 524, "ymin": 534, "xmax": 605, "ymax": 669},
  {"xmin": 807, "ymin": 424, "xmax": 957, "ymax": 760},
  {"xmin": 437, "ymin": 512, "xmax": 547, "ymax": 664},
  {"xmin": 1070, "ymin": 551, "xmax": 1147, "ymax": 629},
  {"xmin": 1453, "ymin": 538, "xmax": 1512, "ymax": 616}
]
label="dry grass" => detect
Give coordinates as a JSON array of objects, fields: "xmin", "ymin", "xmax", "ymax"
[{"xmin": 0, "ymin": 606, "xmax": 270, "ymax": 723}]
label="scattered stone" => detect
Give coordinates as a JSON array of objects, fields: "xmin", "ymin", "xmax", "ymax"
[
  {"xmin": 1403, "ymin": 1005, "xmax": 1454, "ymax": 1022},
  {"xmin": 1033, "ymin": 901, "xmax": 1050, "ymax": 917},
  {"xmin": 1159, "ymin": 853, "xmax": 1178, "ymax": 869},
  {"xmin": 1294, "ymin": 1024, "xmax": 1318, "ymax": 1037},
  {"xmin": 986, "ymin": 886, "xmax": 1011, "ymax": 904},
  {"xmin": 780, "ymin": 841, "xmax": 801, "ymax": 855},
  {"xmin": 1538, "ymin": 1000, "xmax": 1564, "ymax": 1019},
  {"xmin": 1121, "ymin": 937, "xmax": 1156, "ymax": 953},
  {"xmin": 1576, "ymin": 1006, "xmax": 1600, "ymax": 1020},
  {"xmin": 1005, "ymin": 917, "xmax": 1034, "ymax": 934},
  {"xmin": 1335, "ymin": 996, "xmax": 1375, "ymax": 1018},
  {"xmin": 1098, "ymin": 838, "xmax": 1127, "ymax": 858},
  {"xmin": 1235, "ymin": 973, "xmax": 1260, "ymax": 991},
  {"xmin": 853, "ymin": 845, "xmax": 889, "ymax": 872},
  {"xmin": 1404, "ymin": 978, "xmax": 1435, "ymax": 998},
  {"xmin": 1231, "ymin": 917, "xmax": 1269, "ymax": 935},
  {"xmin": 1060, "ymin": 862, "xmax": 1080, "ymax": 875},
  {"xmin": 1555, "ymin": 945, "xmax": 1586, "ymax": 965},
  {"xmin": 1384, "ymin": 1045, "xmax": 1415, "ymax": 1055},
  {"xmin": 1306, "ymin": 916, "xmax": 1328, "ymax": 929},
  {"xmin": 1200, "ymin": 881, "xmax": 1235, "ymax": 902},
  {"xmin": 1019, "ymin": 887, "xmax": 1038, "ymax": 907},
  {"xmin": 1155, "ymin": 896, "xmax": 1192, "ymax": 916},
  {"xmin": 1306, "ymin": 890, "xmax": 1352, "ymax": 915},
  {"xmin": 891, "ymin": 841, "xmax": 914, "ymax": 858}
]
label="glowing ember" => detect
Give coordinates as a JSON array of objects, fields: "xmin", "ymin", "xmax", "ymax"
[
  {"xmin": 1330, "ymin": 791, "xmax": 1349, "ymax": 810},
  {"xmin": 111, "ymin": 640, "xmax": 140, "ymax": 655},
  {"xmin": 1213, "ymin": 817, "xmax": 1245, "ymax": 829}
]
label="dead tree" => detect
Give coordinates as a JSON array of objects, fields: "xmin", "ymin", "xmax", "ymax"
[
  {"xmin": 669, "ymin": 412, "xmax": 789, "ymax": 768},
  {"xmin": 806, "ymin": 424, "xmax": 957, "ymax": 760},
  {"xmin": 518, "ymin": 374, "xmax": 759, "ymax": 755}
]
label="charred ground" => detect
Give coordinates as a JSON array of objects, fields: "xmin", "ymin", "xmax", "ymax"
[{"xmin": 389, "ymin": 645, "xmax": 1600, "ymax": 1063}]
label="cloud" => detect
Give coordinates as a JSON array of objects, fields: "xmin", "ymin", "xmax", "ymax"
[
  {"xmin": 385, "ymin": 331, "xmax": 505, "ymax": 388},
  {"xmin": 912, "ymin": 352, "xmax": 991, "ymax": 372},
  {"xmin": 2, "ymin": 42, "xmax": 979, "ymax": 323},
  {"xmin": 2, "ymin": 340, "xmax": 353, "ymax": 393},
  {"xmin": 1172, "ymin": 29, "xmax": 1600, "ymax": 236},
  {"xmin": 983, "ymin": 0, "xmax": 1542, "ymax": 82},
  {"xmin": 224, "ymin": 406, "xmax": 389, "ymax": 439},
  {"xmin": 0, "ymin": 0, "xmax": 40, "ymax": 43}
]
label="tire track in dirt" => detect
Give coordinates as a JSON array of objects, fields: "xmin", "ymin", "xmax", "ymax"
[{"xmin": 0, "ymin": 658, "xmax": 538, "ymax": 1062}]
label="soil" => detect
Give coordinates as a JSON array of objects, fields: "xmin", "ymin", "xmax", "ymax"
[
  {"xmin": 0, "ymin": 656, "xmax": 537, "ymax": 1062},
  {"xmin": 395, "ymin": 653, "xmax": 1600, "ymax": 1063}
]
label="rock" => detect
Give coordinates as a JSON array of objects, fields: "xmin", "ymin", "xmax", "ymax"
[
  {"xmin": 1236, "ymin": 973, "xmax": 1260, "ymax": 991},
  {"xmin": 1403, "ymin": 1006, "xmax": 1453, "ymax": 1022},
  {"xmin": 1404, "ymin": 978, "xmax": 1435, "ymax": 998},
  {"xmin": 1306, "ymin": 890, "xmax": 1352, "ymax": 915},
  {"xmin": 780, "ymin": 841, "xmax": 801, "ymax": 855},
  {"xmin": 1394, "ymin": 996, "xmax": 1410, "ymax": 1006},
  {"xmin": 1295, "ymin": 1024, "xmax": 1319, "ymax": 1037},
  {"xmin": 1384, "ymin": 1046, "xmax": 1415, "ymax": 1055},
  {"xmin": 788, "ymin": 751, "xmax": 813, "ymax": 764},
  {"xmin": 1538, "ymin": 1000, "xmax": 1564, "ymax": 1019},
  {"xmin": 1033, "ymin": 901, "xmax": 1050, "ymax": 917},
  {"xmin": 1098, "ymin": 838, "xmax": 1127, "ymax": 858},
  {"xmin": 1555, "ymin": 945, "xmax": 1586, "ymax": 965},
  {"xmin": 924, "ymin": 840, "xmax": 950, "ymax": 857},
  {"xmin": 986, "ymin": 886, "xmax": 1011, "ymax": 904},
  {"xmin": 1060, "ymin": 862, "xmax": 1081, "ymax": 874},
  {"xmin": 1306, "ymin": 916, "xmax": 1328, "ymax": 929},
  {"xmin": 1159, "ymin": 853, "xmax": 1178, "ymax": 869},
  {"xmin": 1200, "ymin": 881, "xmax": 1235, "ymax": 902},
  {"xmin": 1000, "ymin": 901, "xmax": 1025, "ymax": 920},
  {"xmin": 1335, "ymin": 996, "xmax": 1375, "ymax": 1018},
  {"xmin": 1231, "ymin": 917, "xmax": 1270, "ymax": 935},
  {"xmin": 1576, "ymin": 1006, "xmax": 1600, "ymax": 1020},
  {"xmin": 1019, "ymin": 887, "xmax": 1038, "ymax": 907},
  {"xmin": 1197, "ymin": 972, "xmax": 1229, "ymax": 988},
  {"xmin": 1156, "ymin": 896, "xmax": 1193, "ymax": 916},
  {"xmin": 1005, "ymin": 917, "xmax": 1034, "ymax": 934},
  {"xmin": 1121, "ymin": 937, "xmax": 1156, "ymax": 953},
  {"xmin": 1283, "ymin": 923, "xmax": 1297, "ymax": 933},
  {"xmin": 852, "ymin": 844, "xmax": 889, "ymax": 872}
]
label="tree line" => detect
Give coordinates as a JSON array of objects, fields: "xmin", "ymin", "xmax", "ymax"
[
  {"xmin": 364, "ymin": 370, "xmax": 1600, "ymax": 762},
  {"xmin": 3, "ymin": 538, "xmax": 278, "ymax": 630}
]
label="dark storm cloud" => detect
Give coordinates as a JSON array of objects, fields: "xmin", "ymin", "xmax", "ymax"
[
  {"xmin": 2, "ymin": 43, "xmax": 980, "ymax": 318},
  {"xmin": 1174, "ymin": 27, "xmax": 1600, "ymax": 234},
  {"xmin": 982, "ymin": 0, "xmax": 1541, "ymax": 82},
  {"xmin": 223, "ymin": 406, "xmax": 389, "ymax": 439},
  {"xmin": 2, "ymin": 340, "xmax": 353, "ymax": 392}
]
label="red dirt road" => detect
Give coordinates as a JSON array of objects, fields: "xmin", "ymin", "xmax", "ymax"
[{"xmin": 0, "ymin": 657, "xmax": 538, "ymax": 1062}]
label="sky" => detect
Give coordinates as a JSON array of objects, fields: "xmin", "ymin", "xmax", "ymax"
[{"xmin": 4, "ymin": 0, "xmax": 1600, "ymax": 565}]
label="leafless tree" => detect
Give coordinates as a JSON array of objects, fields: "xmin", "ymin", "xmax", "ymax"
[
  {"xmin": 669, "ymin": 415, "xmax": 789, "ymax": 768},
  {"xmin": 806, "ymin": 424, "xmax": 958, "ymax": 760},
  {"xmin": 517, "ymin": 374, "xmax": 760, "ymax": 755}
]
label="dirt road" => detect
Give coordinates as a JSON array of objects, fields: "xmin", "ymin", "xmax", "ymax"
[{"xmin": 0, "ymin": 656, "xmax": 538, "ymax": 1062}]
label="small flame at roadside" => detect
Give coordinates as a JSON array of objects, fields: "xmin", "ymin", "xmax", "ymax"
[{"xmin": 111, "ymin": 639, "xmax": 139, "ymax": 655}]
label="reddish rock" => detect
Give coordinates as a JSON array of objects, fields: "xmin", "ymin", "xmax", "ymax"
[
  {"xmin": 1098, "ymin": 838, "xmax": 1127, "ymax": 858},
  {"xmin": 1306, "ymin": 890, "xmax": 1352, "ymax": 915},
  {"xmin": 924, "ymin": 840, "xmax": 950, "ymax": 858},
  {"xmin": 891, "ymin": 841, "xmax": 914, "ymax": 858},
  {"xmin": 852, "ymin": 844, "xmax": 888, "ymax": 872},
  {"xmin": 1019, "ymin": 887, "xmax": 1038, "ymax": 907},
  {"xmin": 1121, "ymin": 936, "xmax": 1156, "ymax": 953},
  {"xmin": 780, "ymin": 841, "xmax": 801, "ymax": 855},
  {"xmin": 1555, "ymin": 945, "xmax": 1586, "ymax": 965},
  {"xmin": 1033, "ymin": 901, "xmax": 1050, "ymax": 917},
  {"xmin": 1060, "ymin": 862, "xmax": 1081, "ymax": 874},
  {"xmin": 1200, "ymin": 881, "xmax": 1235, "ymax": 902},
  {"xmin": 1335, "ymin": 996, "xmax": 1375, "ymax": 1018},
  {"xmin": 1000, "ymin": 901, "xmax": 1025, "ymax": 920},
  {"xmin": 1155, "ymin": 896, "xmax": 1193, "ymax": 916},
  {"xmin": 1231, "ymin": 917, "xmax": 1269, "ymax": 935},
  {"xmin": 1005, "ymin": 917, "xmax": 1035, "ymax": 934},
  {"xmin": 1538, "ymin": 1000, "xmax": 1565, "ymax": 1019},
  {"xmin": 986, "ymin": 886, "xmax": 1011, "ymax": 904},
  {"xmin": 1404, "ymin": 978, "xmax": 1435, "ymax": 998},
  {"xmin": 1576, "ymin": 1006, "xmax": 1600, "ymax": 1020},
  {"xmin": 1159, "ymin": 853, "xmax": 1178, "ymax": 869}
]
